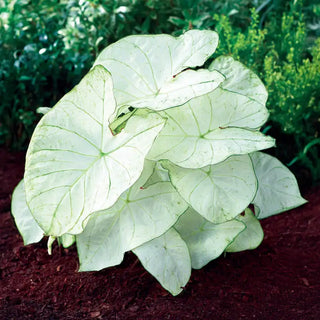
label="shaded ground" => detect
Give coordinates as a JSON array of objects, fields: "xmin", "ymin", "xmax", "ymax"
[{"xmin": 0, "ymin": 148, "xmax": 319, "ymax": 320}]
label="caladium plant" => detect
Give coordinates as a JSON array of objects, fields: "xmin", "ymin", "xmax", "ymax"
[{"xmin": 11, "ymin": 30, "xmax": 306, "ymax": 296}]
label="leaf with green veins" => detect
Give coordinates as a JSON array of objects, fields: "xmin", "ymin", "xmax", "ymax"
[
  {"xmin": 174, "ymin": 208, "xmax": 245, "ymax": 269},
  {"xmin": 24, "ymin": 65, "xmax": 165, "ymax": 237},
  {"xmin": 250, "ymin": 152, "xmax": 307, "ymax": 219},
  {"xmin": 11, "ymin": 180, "xmax": 44, "ymax": 245},
  {"xmin": 209, "ymin": 56, "xmax": 268, "ymax": 106},
  {"xmin": 226, "ymin": 208, "xmax": 264, "ymax": 252},
  {"xmin": 147, "ymin": 61, "xmax": 274, "ymax": 168},
  {"xmin": 164, "ymin": 155, "xmax": 257, "ymax": 223},
  {"xmin": 133, "ymin": 228, "xmax": 191, "ymax": 296},
  {"xmin": 93, "ymin": 30, "xmax": 224, "ymax": 114},
  {"xmin": 76, "ymin": 160, "xmax": 188, "ymax": 271}
]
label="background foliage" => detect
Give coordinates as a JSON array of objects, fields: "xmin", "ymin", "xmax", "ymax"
[{"xmin": 1, "ymin": 0, "xmax": 319, "ymax": 184}]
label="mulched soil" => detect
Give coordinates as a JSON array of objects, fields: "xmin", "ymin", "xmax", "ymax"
[{"xmin": 0, "ymin": 147, "xmax": 319, "ymax": 320}]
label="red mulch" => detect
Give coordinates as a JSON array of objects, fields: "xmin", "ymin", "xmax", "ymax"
[{"xmin": 0, "ymin": 148, "xmax": 319, "ymax": 320}]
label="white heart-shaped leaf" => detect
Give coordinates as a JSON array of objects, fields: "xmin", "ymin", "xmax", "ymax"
[
  {"xmin": 11, "ymin": 180, "xmax": 43, "ymax": 245},
  {"xmin": 165, "ymin": 155, "xmax": 257, "ymax": 223},
  {"xmin": 133, "ymin": 228, "xmax": 191, "ymax": 296},
  {"xmin": 225, "ymin": 208, "xmax": 264, "ymax": 252},
  {"xmin": 147, "ymin": 56, "xmax": 274, "ymax": 168},
  {"xmin": 209, "ymin": 56, "xmax": 268, "ymax": 106},
  {"xmin": 250, "ymin": 152, "xmax": 307, "ymax": 219},
  {"xmin": 24, "ymin": 66, "xmax": 165, "ymax": 236},
  {"xmin": 77, "ymin": 161, "xmax": 188, "ymax": 271},
  {"xmin": 93, "ymin": 30, "xmax": 224, "ymax": 112},
  {"xmin": 174, "ymin": 208, "xmax": 245, "ymax": 269}
]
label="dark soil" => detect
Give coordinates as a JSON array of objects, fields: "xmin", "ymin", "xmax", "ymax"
[{"xmin": 0, "ymin": 147, "xmax": 319, "ymax": 320}]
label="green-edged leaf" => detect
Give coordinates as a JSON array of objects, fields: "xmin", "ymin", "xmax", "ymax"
[
  {"xmin": 209, "ymin": 56, "xmax": 268, "ymax": 106},
  {"xmin": 58, "ymin": 234, "xmax": 76, "ymax": 248},
  {"xmin": 250, "ymin": 152, "xmax": 307, "ymax": 219},
  {"xmin": 225, "ymin": 208, "xmax": 264, "ymax": 252},
  {"xmin": 11, "ymin": 180, "xmax": 43, "ymax": 245},
  {"xmin": 147, "ymin": 59, "xmax": 273, "ymax": 168},
  {"xmin": 77, "ymin": 161, "xmax": 188, "ymax": 271},
  {"xmin": 133, "ymin": 228, "xmax": 191, "ymax": 296},
  {"xmin": 174, "ymin": 208, "xmax": 245, "ymax": 269},
  {"xmin": 93, "ymin": 30, "xmax": 224, "ymax": 113},
  {"xmin": 165, "ymin": 155, "xmax": 257, "ymax": 223},
  {"xmin": 24, "ymin": 66, "xmax": 165, "ymax": 237}
]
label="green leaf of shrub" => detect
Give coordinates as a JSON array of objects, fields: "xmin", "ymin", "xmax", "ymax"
[
  {"xmin": 24, "ymin": 66, "xmax": 165, "ymax": 236},
  {"xmin": 250, "ymin": 152, "xmax": 307, "ymax": 219},
  {"xmin": 133, "ymin": 228, "xmax": 191, "ymax": 296},
  {"xmin": 174, "ymin": 208, "xmax": 245, "ymax": 269},
  {"xmin": 165, "ymin": 155, "xmax": 257, "ymax": 223}
]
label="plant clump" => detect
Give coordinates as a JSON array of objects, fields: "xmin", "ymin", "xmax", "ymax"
[{"xmin": 11, "ymin": 30, "xmax": 306, "ymax": 295}]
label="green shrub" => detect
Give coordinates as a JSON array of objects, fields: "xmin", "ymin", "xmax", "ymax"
[{"xmin": 0, "ymin": 0, "xmax": 91, "ymax": 147}]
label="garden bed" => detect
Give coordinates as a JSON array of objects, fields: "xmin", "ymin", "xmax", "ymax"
[{"xmin": 0, "ymin": 147, "xmax": 319, "ymax": 320}]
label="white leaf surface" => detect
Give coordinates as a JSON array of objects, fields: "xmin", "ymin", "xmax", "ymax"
[
  {"xmin": 250, "ymin": 152, "xmax": 307, "ymax": 219},
  {"xmin": 77, "ymin": 161, "xmax": 188, "ymax": 271},
  {"xmin": 11, "ymin": 180, "xmax": 43, "ymax": 245},
  {"xmin": 147, "ymin": 56, "xmax": 274, "ymax": 168},
  {"xmin": 209, "ymin": 56, "xmax": 268, "ymax": 106},
  {"xmin": 225, "ymin": 208, "xmax": 264, "ymax": 252},
  {"xmin": 174, "ymin": 208, "xmax": 245, "ymax": 269},
  {"xmin": 93, "ymin": 30, "xmax": 224, "ymax": 112},
  {"xmin": 24, "ymin": 66, "xmax": 165, "ymax": 236},
  {"xmin": 165, "ymin": 155, "xmax": 257, "ymax": 223},
  {"xmin": 133, "ymin": 228, "xmax": 191, "ymax": 296}
]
